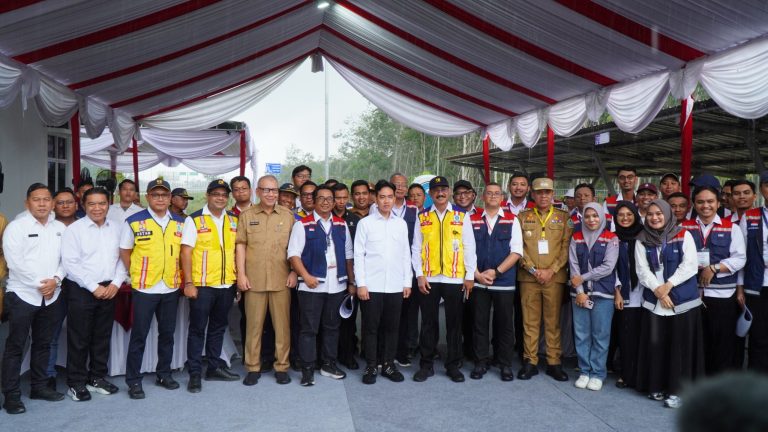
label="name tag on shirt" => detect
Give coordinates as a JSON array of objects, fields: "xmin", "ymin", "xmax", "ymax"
[
  {"xmin": 28, "ymin": 234, "xmax": 38, "ymax": 237},
  {"xmin": 697, "ymin": 248, "xmax": 710, "ymax": 268},
  {"xmin": 538, "ymin": 239, "xmax": 549, "ymax": 255}
]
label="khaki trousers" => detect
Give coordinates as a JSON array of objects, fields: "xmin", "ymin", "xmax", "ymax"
[
  {"xmin": 520, "ymin": 281, "xmax": 564, "ymax": 366},
  {"xmin": 244, "ymin": 289, "xmax": 291, "ymax": 372}
]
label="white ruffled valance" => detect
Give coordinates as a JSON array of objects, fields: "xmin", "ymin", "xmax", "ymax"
[{"xmin": 81, "ymin": 152, "xmax": 246, "ymax": 176}]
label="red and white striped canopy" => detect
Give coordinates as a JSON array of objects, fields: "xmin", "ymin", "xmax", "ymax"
[{"xmin": 1, "ymin": 0, "xmax": 767, "ymax": 149}]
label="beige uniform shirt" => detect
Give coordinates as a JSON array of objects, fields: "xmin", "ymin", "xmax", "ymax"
[
  {"xmin": 236, "ymin": 204, "xmax": 294, "ymax": 291},
  {"xmin": 518, "ymin": 206, "xmax": 572, "ymax": 284}
]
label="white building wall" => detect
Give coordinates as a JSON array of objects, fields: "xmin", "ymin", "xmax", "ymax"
[{"xmin": 0, "ymin": 98, "xmax": 71, "ymax": 217}]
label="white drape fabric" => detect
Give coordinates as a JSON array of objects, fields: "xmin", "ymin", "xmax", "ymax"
[{"xmin": 82, "ymin": 152, "xmax": 246, "ymax": 176}]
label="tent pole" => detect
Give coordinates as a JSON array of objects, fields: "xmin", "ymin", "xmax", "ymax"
[
  {"xmin": 132, "ymin": 138, "xmax": 139, "ymax": 191},
  {"xmin": 239, "ymin": 130, "xmax": 246, "ymax": 177},
  {"xmin": 547, "ymin": 125, "xmax": 554, "ymax": 179},
  {"xmin": 70, "ymin": 113, "xmax": 81, "ymax": 188},
  {"xmin": 680, "ymin": 97, "xmax": 693, "ymax": 197},
  {"xmin": 482, "ymin": 133, "xmax": 490, "ymax": 184}
]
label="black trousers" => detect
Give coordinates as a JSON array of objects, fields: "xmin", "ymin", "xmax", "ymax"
[
  {"xmin": 1, "ymin": 292, "xmax": 63, "ymax": 394},
  {"xmin": 338, "ymin": 296, "xmax": 359, "ymax": 364},
  {"xmin": 702, "ymin": 294, "xmax": 740, "ymax": 374},
  {"xmin": 66, "ymin": 283, "xmax": 116, "ymax": 386},
  {"xmin": 187, "ymin": 285, "xmax": 235, "ymax": 375},
  {"xmin": 126, "ymin": 291, "xmax": 179, "ymax": 385},
  {"xmin": 618, "ymin": 307, "xmax": 642, "ymax": 388},
  {"xmin": 297, "ymin": 290, "xmax": 345, "ymax": 367},
  {"xmin": 419, "ymin": 282, "xmax": 464, "ymax": 370},
  {"xmin": 747, "ymin": 291, "xmax": 768, "ymax": 372},
  {"xmin": 462, "ymin": 295, "xmax": 475, "ymax": 360},
  {"xmin": 396, "ymin": 277, "xmax": 420, "ymax": 360},
  {"xmin": 513, "ymin": 285, "xmax": 524, "ymax": 358},
  {"xmin": 473, "ymin": 288, "xmax": 515, "ymax": 367},
  {"xmin": 361, "ymin": 292, "xmax": 402, "ymax": 367},
  {"xmin": 261, "ymin": 288, "xmax": 301, "ymax": 364}
]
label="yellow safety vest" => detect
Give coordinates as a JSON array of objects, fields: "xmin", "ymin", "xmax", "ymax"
[
  {"xmin": 418, "ymin": 208, "xmax": 466, "ymax": 278},
  {"xmin": 190, "ymin": 210, "xmax": 237, "ymax": 286},
  {"xmin": 127, "ymin": 211, "xmax": 184, "ymax": 290}
]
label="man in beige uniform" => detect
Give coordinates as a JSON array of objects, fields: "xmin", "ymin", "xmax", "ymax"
[
  {"xmin": 236, "ymin": 175, "xmax": 297, "ymax": 386},
  {"xmin": 517, "ymin": 177, "xmax": 572, "ymax": 382}
]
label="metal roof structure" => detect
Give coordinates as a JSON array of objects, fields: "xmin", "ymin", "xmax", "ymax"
[{"xmin": 447, "ymin": 99, "xmax": 768, "ymax": 185}]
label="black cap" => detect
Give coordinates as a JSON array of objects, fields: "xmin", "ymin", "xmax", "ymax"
[
  {"xmin": 760, "ymin": 171, "xmax": 768, "ymax": 185},
  {"xmin": 279, "ymin": 183, "xmax": 299, "ymax": 196},
  {"xmin": 689, "ymin": 173, "xmax": 721, "ymax": 191},
  {"xmin": 146, "ymin": 177, "xmax": 170, "ymax": 193},
  {"xmin": 206, "ymin": 179, "xmax": 231, "ymax": 194},
  {"xmin": 171, "ymin": 188, "xmax": 192, "ymax": 200},
  {"xmin": 429, "ymin": 176, "xmax": 449, "ymax": 189},
  {"xmin": 453, "ymin": 179, "xmax": 474, "ymax": 192}
]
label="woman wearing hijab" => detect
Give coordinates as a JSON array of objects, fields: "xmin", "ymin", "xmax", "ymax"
[
  {"xmin": 612, "ymin": 201, "xmax": 644, "ymax": 390},
  {"xmin": 568, "ymin": 203, "xmax": 619, "ymax": 391},
  {"xmin": 635, "ymin": 199, "xmax": 703, "ymax": 409}
]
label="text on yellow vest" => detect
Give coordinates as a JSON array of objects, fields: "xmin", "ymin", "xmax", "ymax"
[
  {"xmin": 190, "ymin": 210, "xmax": 237, "ymax": 286},
  {"xmin": 418, "ymin": 208, "xmax": 467, "ymax": 278},
  {"xmin": 127, "ymin": 211, "xmax": 185, "ymax": 290}
]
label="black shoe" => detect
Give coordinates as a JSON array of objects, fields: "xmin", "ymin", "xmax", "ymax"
[
  {"xmin": 413, "ymin": 367, "xmax": 434, "ymax": 382},
  {"xmin": 242, "ymin": 372, "xmax": 261, "ymax": 386},
  {"xmin": 3, "ymin": 392, "xmax": 26, "ymax": 414},
  {"xmin": 260, "ymin": 361, "xmax": 274, "ymax": 373},
  {"xmin": 187, "ymin": 375, "xmax": 202, "ymax": 393},
  {"xmin": 500, "ymin": 367, "xmax": 514, "ymax": 382},
  {"xmin": 275, "ymin": 371, "xmax": 291, "ymax": 385},
  {"xmin": 87, "ymin": 377, "xmax": 119, "ymax": 395},
  {"xmin": 470, "ymin": 364, "xmax": 487, "ymax": 380},
  {"xmin": 381, "ymin": 363, "xmax": 404, "ymax": 382},
  {"xmin": 155, "ymin": 376, "xmax": 180, "ymax": 390},
  {"xmin": 320, "ymin": 362, "xmax": 347, "ymax": 380},
  {"xmin": 394, "ymin": 357, "xmax": 411, "ymax": 368},
  {"xmin": 517, "ymin": 361, "xmax": 539, "ymax": 380},
  {"xmin": 447, "ymin": 368, "xmax": 465, "ymax": 383},
  {"xmin": 362, "ymin": 366, "xmax": 378, "ymax": 385},
  {"xmin": 30, "ymin": 387, "xmax": 65, "ymax": 402},
  {"xmin": 47, "ymin": 376, "xmax": 57, "ymax": 391},
  {"xmin": 128, "ymin": 383, "xmax": 145, "ymax": 400},
  {"xmin": 66, "ymin": 384, "xmax": 91, "ymax": 402},
  {"xmin": 205, "ymin": 367, "xmax": 240, "ymax": 382},
  {"xmin": 340, "ymin": 358, "xmax": 359, "ymax": 370},
  {"xmin": 300, "ymin": 367, "xmax": 315, "ymax": 386},
  {"xmin": 545, "ymin": 365, "xmax": 569, "ymax": 382},
  {"xmin": 648, "ymin": 392, "xmax": 666, "ymax": 401},
  {"xmin": 615, "ymin": 378, "xmax": 628, "ymax": 389}
]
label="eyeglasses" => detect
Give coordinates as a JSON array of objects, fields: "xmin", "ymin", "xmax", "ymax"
[
  {"xmin": 454, "ymin": 191, "xmax": 474, "ymax": 197},
  {"xmin": 484, "ymin": 192, "xmax": 503, "ymax": 197},
  {"xmin": 315, "ymin": 196, "xmax": 333, "ymax": 203},
  {"xmin": 618, "ymin": 175, "xmax": 636, "ymax": 181},
  {"xmin": 300, "ymin": 192, "xmax": 314, "ymax": 198},
  {"xmin": 295, "ymin": 174, "xmax": 311, "ymax": 180},
  {"xmin": 209, "ymin": 192, "xmax": 230, "ymax": 198},
  {"xmin": 149, "ymin": 193, "xmax": 171, "ymax": 199},
  {"xmin": 393, "ymin": 182, "xmax": 408, "ymax": 189},
  {"xmin": 258, "ymin": 188, "xmax": 279, "ymax": 195},
  {"xmin": 55, "ymin": 200, "xmax": 75, "ymax": 206}
]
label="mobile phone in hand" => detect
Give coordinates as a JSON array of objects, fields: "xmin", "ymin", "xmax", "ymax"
[{"xmin": 584, "ymin": 299, "xmax": 594, "ymax": 310}]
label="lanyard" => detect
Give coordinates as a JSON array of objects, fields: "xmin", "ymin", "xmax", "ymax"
[
  {"xmin": 762, "ymin": 208, "xmax": 768, "ymax": 230},
  {"xmin": 697, "ymin": 220, "xmax": 714, "ymax": 247},
  {"xmin": 318, "ymin": 219, "xmax": 332, "ymax": 251},
  {"xmin": 533, "ymin": 206, "xmax": 554, "ymax": 239}
]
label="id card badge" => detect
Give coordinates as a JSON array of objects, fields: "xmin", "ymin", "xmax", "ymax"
[
  {"xmin": 538, "ymin": 239, "xmax": 549, "ymax": 255},
  {"xmin": 453, "ymin": 239, "xmax": 460, "ymax": 252},
  {"xmin": 697, "ymin": 248, "xmax": 710, "ymax": 268},
  {"xmin": 326, "ymin": 248, "xmax": 337, "ymax": 269}
]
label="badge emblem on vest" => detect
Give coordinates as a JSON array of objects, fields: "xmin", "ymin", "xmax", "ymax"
[
  {"xmin": 197, "ymin": 218, "xmax": 210, "ymax": 234},
  {"xmin": 136, "ymin": 220, "xmax": 152, "ymax": 237}
]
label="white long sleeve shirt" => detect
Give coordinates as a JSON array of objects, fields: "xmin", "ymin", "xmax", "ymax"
[
  {"xmin": 635, "ymin": 231, "xmax": 698, "ymax": 316},
  {"xmin": 354, "ymin": 209, "xmax": 412, "ymax": 293},
  {"xmin": 107, "ymin": 202, "xmax": 143, "ymax": 225},
  {"xmin": 287, "ymin": 211, "xmax": 353, "ymax": 294},
  {"xmin": 62, "ymin": 215, "xmax": 127, "ymax": 292},
  {"xmin": 475, "ymin": 209, "xmax": 524, "ymax": 290},
  {"xmin": 411, "ymin": 203, "xmax": 477, "ymax": 284},
  {"xmin": 3, "ymin": 212, "xmax": 66, "ymax": 306},
  {"xmin": 693, "ymin": 215, "xmax": 746, "ymax": 298}
]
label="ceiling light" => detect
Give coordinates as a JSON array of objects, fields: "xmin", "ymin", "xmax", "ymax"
[{"xmin": 316, "ymin": 0, "xmax": 330, "ymax": 9}]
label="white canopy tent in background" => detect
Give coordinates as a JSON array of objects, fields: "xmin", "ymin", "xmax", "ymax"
[
  {"xmin": 0, "ymin": 0, "xmax": 767, "ymax": 192},
  {"xmin": 79, "ymin": 127, "xmax": 256, "ymax": 178}
]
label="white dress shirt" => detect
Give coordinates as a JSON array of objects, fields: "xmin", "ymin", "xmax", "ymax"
[
  {"xmin": 411, "ymin": 203, "xmax": 477, "ymax": 284},
  {"xmin": 474, "ymin": 208, "xmax": 524, "ymax": 290},
  {"xmin": 3, "ymin": 212, "xmax": 66, "ymax": 306},
  {"xmin": 287, "ymin": 211, "xmax": 353, "ymax": 294},
  {"xmin": 694, "ymin": 215, "xmax": 746, "ymax": 298},
  {"xmin": 354, "ymin": 208, "xmax": 411, "ymax": 293},
  {"xmin": 505, "ymin": 198, "xmax": 528, "ymax": 216},
  {"xmin": 62, "ymin": 215, "xmax": 127, "ymax": 292},
  {"xmin": 120, "ymin": 208, "xmax": 175, "ymax": 294},
  {"xmin": 635, "ymin": 231, "xmax": 699, "ymax": 316},
  {"xmin": 107, "ymin": 202, "xmax": 143, "ymax": 225},
  {"xmin": 181, "ymin": 205, "xmax": 229, "ymax": 289}
]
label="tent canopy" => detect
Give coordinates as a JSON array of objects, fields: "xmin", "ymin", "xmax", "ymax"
[{"xmin": 1, "ymin": 1, "xmax": 768, "ymax": 150}]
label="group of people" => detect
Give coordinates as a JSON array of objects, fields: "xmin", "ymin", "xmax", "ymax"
[{"xmin": 0, "ymin": 163, "xmax": 766, "ymax": 415}]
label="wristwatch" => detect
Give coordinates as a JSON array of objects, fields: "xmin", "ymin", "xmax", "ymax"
[
  {"xmin": 494, "ymin": 268, "xmax": 503, "ymax": 279},
  {"xmin": 714, "ymin": 263, "xmax": 721, "ymax": 272},
  {"xmin": 53, "ymin": 276, "xmax": 62, "ymax": 287}
]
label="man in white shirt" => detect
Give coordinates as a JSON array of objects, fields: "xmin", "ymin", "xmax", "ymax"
[
  {"xmin": 288, "ymin": 185, "xmax": 354, "ymax": 387},
  {"xmin": 503, "ymin": 173, "xmax": 533, "ymax": 216},
  {"xmin": 107, "ymin": 179, "xmax": 142, "ymax": 225},
  {"xmin": 2, "ymin": 183, "xmax": 67, "ymax": 414},
  {"xmin": 61, "ymin": 187, "xmax": 125, "ymax": 402},
  {"xmin": 355, "ymin": 180, "xmax": 412, "ymax": 384}
]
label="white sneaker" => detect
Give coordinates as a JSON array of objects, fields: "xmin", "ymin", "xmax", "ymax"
[
  {"xmin": 664, "ymin": 395, "xmax": 682, "ymax": 409},
  {"xmin": 586, "ymin": 377, "xmax": 603, "ymax": 391},
  {"xmin": 574, "ymin": 375, "xmax": 589, "ymax": 389}
]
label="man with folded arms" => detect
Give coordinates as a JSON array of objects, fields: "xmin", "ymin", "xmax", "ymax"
[
  {"xmin": 61, "ymin": 187, "xmax": 125, "ymax": 402},
  {"xmin": 181, "ymin": 179, "xmax": 241, "ymax": 393},
  {"xmin": 2, "ymin": 183, "xmax": 67, "ymax": 414}
]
